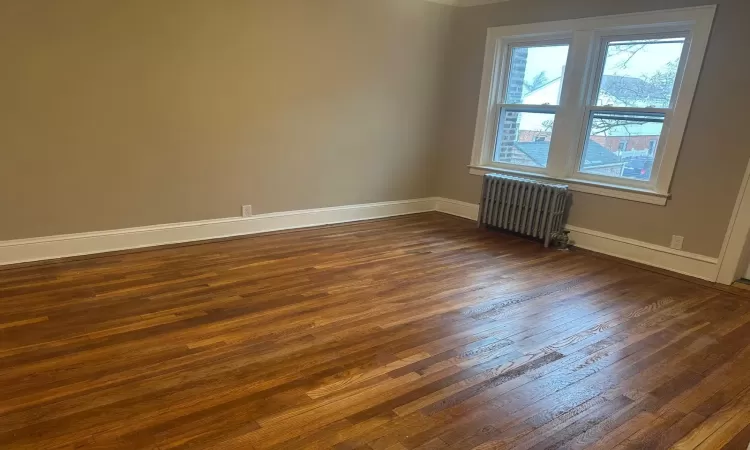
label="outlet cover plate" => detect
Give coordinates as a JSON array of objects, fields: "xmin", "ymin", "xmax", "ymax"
[{"xmin": 242, "ymin": 205, "xmax": 253, "ymax": 218}]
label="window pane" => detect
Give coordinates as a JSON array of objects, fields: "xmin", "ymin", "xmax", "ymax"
[
  {"xmin": 596, "ymin": 38, "xmax": 685, "ymax": 108},
  {"xmin": 504, "ymin": 45, "xmax": 569, "ymax": 105},
  {"xmin": 580, "ymin": 111, "xmax": 665, "ymax": 180},
  {"xmin": 494, "ymin": 109, "xmax": 556, "ymax": 167}
]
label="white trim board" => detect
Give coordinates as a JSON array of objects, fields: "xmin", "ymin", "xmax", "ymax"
[
  {"xmin": 435, "ymin": 198, "xmax": 482, "ymax": 221},
  {"xmin": 0, "ymin": 196, "xmax": 722, "ymax": 283},
  {"xmin": 0, "ymin": 198, "xmax": 437, "ymax": 267},
  {"xmin": 716, "ymin": 156, "xmax": 750, "ymax": 284},
  {"xmin": 566, "ymin": 226, "xmax": 718, "ymax": 282},
  {"xmin": 469, "ymin": 166, "xmax": 669, "ymax": 205},
  {"xmin": 425, "ymin": 0, "xmax": 509, "ymax": 6},
  {"xmin": 434, "ymin": 198, "xmax": 721, "ymax": 282}
]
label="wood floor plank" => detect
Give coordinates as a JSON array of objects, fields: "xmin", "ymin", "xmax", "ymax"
[{"xmin": 1, "ymin": 213, "xmax": 750, "ymax": 449}]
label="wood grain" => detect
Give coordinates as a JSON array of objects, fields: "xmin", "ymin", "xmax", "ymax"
[{"xmin": 1, "ymin": 212, "xmax": 749, "ymax": 449}]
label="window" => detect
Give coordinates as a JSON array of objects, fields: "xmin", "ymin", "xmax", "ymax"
[
  {"xmin": 580, "ymin": 37, "xmax": 685, "ymax": 181},
  {"xmin": 493, "ymin": 44, "xmax": 569, "ymax": 168},
  {"xmin": 469, "ymin": 7, "xmax": 715, "ymax": 205}
]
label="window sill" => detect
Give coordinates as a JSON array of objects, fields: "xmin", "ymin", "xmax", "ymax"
[{"xmin": 468, "ymin": 165, "xmax": 670, "ymax": 206}]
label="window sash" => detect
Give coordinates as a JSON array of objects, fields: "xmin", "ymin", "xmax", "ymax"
[
  {"xmin": 587, "ymin": 33, "xmax": 689, "ymax": 109},
  {"xmin": 576, "ymin": 109, "xmax": 668, "ymax": 185},
  {"xmin": 499, "ymin": 39, "xmax": 571, "ymax": 106},
  {"xmin": 492, "ymin": 106, "xmax": 559, "ymax": 170}
]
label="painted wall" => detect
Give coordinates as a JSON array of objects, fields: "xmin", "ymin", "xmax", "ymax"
[
  {"xmin": 435, "ymin": 0, "xmax": 750, "ymax": 257},
  {"xmin": 2, "ymin": 0, "xmax": 748, "ymax": 261},
  {"xmin": 0, "ymin": 0, "xmax": 451, "ymax": 240}
]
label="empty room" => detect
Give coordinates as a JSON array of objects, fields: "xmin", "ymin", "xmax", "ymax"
[{"xmin": 3, "ymin": 0, "xmax": 750, "ymax": 448}]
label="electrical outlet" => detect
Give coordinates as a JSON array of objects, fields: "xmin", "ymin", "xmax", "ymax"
[
  {"xmin": 242, "ymin": 205, "xmax": 253, "ymax": 218},
  {"xmin": 670, "ymin": 235, "xmax": 684, "ymax": 250}
]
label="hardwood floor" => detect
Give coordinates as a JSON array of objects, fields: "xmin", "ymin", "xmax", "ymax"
[{"xmin": 1, "ymin": 212, "xmax": 749, "ymax": 449}]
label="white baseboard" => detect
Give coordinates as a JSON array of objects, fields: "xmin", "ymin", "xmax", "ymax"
[
  {"xmin": 0, "ymin": 196, "xmax": 722, "ymax": 283},
  {"xmin": 0, "ymin": 198, "xmax": 437, "ymax": 266},
  {"xmin": 566, "ymin": 226, "xmax": 719, "ymax": 282},
  {"xmin": 433, "ymin": 198, "xmax": 720, "ymax": 282},
  {"xmin": 435, "ymin": 198, "xmax": 480, "ymax": 221}
]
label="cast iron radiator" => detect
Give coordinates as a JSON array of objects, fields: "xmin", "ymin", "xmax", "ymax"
[{"xmin": 478, "ymin": 173, "xmax": 569, "ymax": 247}]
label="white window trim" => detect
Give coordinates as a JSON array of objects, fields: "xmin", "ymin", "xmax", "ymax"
[{"xmin": 469, "ymin": 6, "xmax": 716, "ymax": 206}]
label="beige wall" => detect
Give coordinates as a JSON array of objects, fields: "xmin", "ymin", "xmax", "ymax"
[
  {"xmin": 435, "ymin": 0, "xmax": 750, "ymax": 257},
  {"xmin": 0, "ymin": 0, "xmax": 451, "ymax": 240},
  {"xmin": 2, "ymin": 0, "xmax": 747, "ymax": 259}
]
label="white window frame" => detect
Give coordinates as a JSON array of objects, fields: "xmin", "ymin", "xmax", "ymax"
[{"xmin": 468, "ymin": 7, "xmax": 715, "ymax": 206}]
